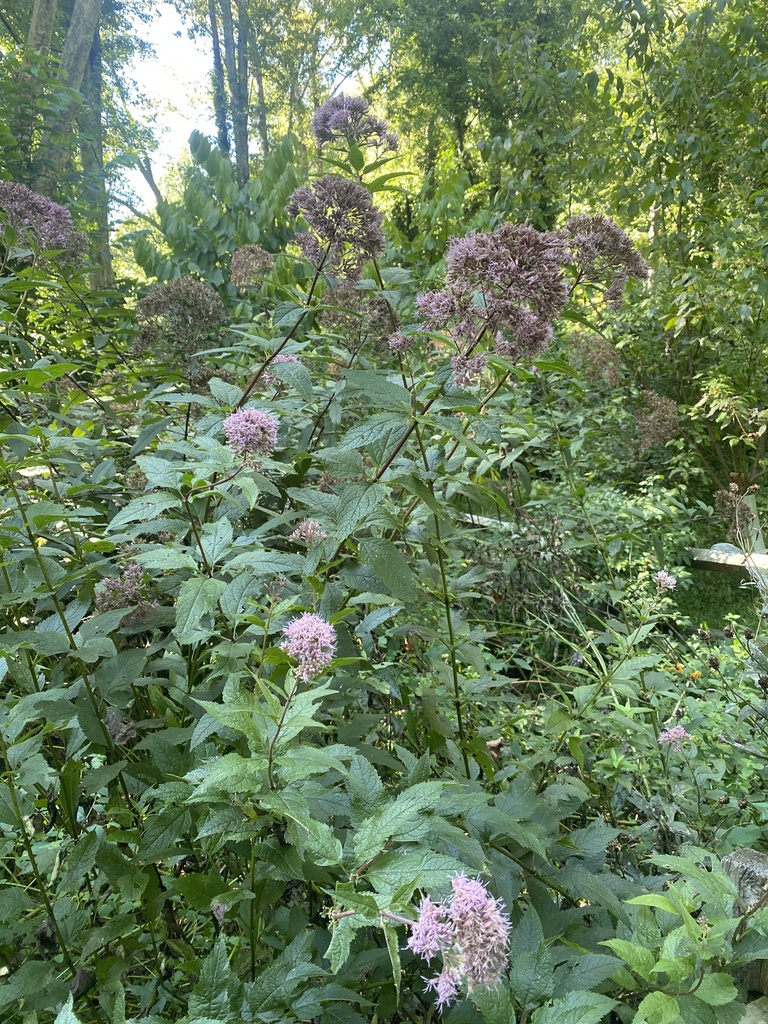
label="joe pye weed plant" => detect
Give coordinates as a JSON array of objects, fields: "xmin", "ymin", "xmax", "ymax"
[{"xmin": 3, "ymin": 96, "xmax": 768, "ymax": 1024}]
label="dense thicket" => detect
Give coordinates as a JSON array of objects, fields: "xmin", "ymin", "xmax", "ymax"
[{"xmin": 3, "ymin": 3, "xmax": 768, "ymax": 1024}]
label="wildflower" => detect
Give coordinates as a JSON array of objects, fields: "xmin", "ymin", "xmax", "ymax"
[
  {"xmin": 230, "ymin": 244, "xmax": 274, "ymax": 288},
  {"xmin": 450, "ymin": 354, "xmax": 486, "ymax": 388},
  {"xmin": 652, "ymin": 569, "xmax": 677, "ymax": 591},
  {"xmin": 285, "ymin": 175, "xmax": 385, "ymax": 282},
  {"xmin": 658, "ymin": 724, "xmax": 691, "ymax": 751},
  {"xmin": 408, "ymin": 875, "xmax": 511, "ymax": 1009},
  {"xmin": 565, "ymin": 214, "xmax": 650, "ymax": 306},
  {"xmin": 387, "ymin": 332, "xmax": 412, "ymax": 353},
  {"xmin": 280, "ymin": 612, "xmax": 337, "ymax": 681},
  {"xmin": 95, "ymin": 562, "xmax": 145, "ymax": 611},
  {"xmin": 416, "ymin": 222, "xmax": 571, "ymax": 354},
  {"xmin": 222, "ymin": 408, "xmax": 279, "ymax": 457},
  {"xmin": 289, "ymin": 520, "xmax": 328, "ymax": 546},
  {"xmin": 312, "ymin": 94, "xmax": 398, "ymax": 151},
  {"xmin": 0, "ymin": 181, "xmax": 84, "ymax": 263}
]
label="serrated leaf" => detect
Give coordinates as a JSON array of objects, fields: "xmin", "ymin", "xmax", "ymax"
[
  {"xmin": 633, "ymin": 990, "xmax": 680, "ymax": 1024},
  {"xmin": 136, "ymin": 454, "xmax": 184, "ymax": 488},
  {"xmin": 357, "ymin": 538, "xmax": 419, "ymax": 603},
  {"xmin": 134, "ymin": 547, "xmax": 198, "ymax": 570},
  {"xmin": 174, "ymin": 577, "xmax": 226, "ymax": 644},
  {"xmin": 471, "ymin": 984, "xmax": 517, "ymax": 1024},
  {"xmin": 336, "ymin": 483, "xmax": 380, "ymax": 540},
  {"xmin": 353, "ymin": 782, "xmax": 445, "ymax": 865},
  {"xmin": 599, "ymin": 939, "xmax": 655, "ymax": 981},
  {"xmin": 200, "ymin": 518, "xmax": 234, "ymax": 566},
  {"xmin": 189, "ymin": 937, "xmax": 234, "ymax": 1020},
  {"xmin": 271, "ymin": 359, "xmax": 314, "ymax": 400},
  {"xmin": 139, "ymin": 806, "xmax": 192, "ymax": 863},
  {"xmin": 344, "ymin": 369, "xmax": 412, "ymax": 411},
  {"xmin": 108, "ymin": 493, "xmax": 182, "ymax": 532},
  {"xmin": 382, "ymin": 920, "xmax": 401, "ymax": 998},
  {"xmin": 508, "ymin": 944, "xmax": 554, "ymax": 1010},
  {"xmin": 337, "ymin": 412, "xmax": 409, "ymax": 452},
  {"xmin": 54, "ymin": 996, "xmax": 82, "ymax": 1024},
  {"xmin": 692, "ymin": 973, "xmax": 737, "ymax": 1007},
  {"xmin": 223, "ymin": 549, "xmax": 305, "ymax": 575},
  {"xmin": 532, "ymin": 991, "xmax": 618, "ymax": 1024}
]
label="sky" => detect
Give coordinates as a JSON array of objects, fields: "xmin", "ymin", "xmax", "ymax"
[{"xmin": 124, "ymin": 2, "xmax": 214, "ymax": 209}]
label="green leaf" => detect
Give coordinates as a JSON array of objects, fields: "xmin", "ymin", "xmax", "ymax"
[
  {"xmin": 174, "ymin": 577, "xmax": 226, "ymax": 644},
  {"xmin": 223, "ymin": 550, "xmax": 305, "ymax": 575},
  {"xmin": 108, "ymin": 492, "xmax": 182, "ymax": 532},
  {"xmin": 136, "ymin": 453, "xmax": 184, "ymax": 488},
  {"xmin": 54, "ymin": 996, "xmax": 82, "ymax": 1024},
  {"xmin": 200, "ymin": 518, "xmax": 234, "ymax": 566},
  {"xmin": 358, "ymin": 538, "xmax": 420, "ymax": 603},
  {"xmin": 633, "ymin": 991, "xmax": 680, "ymax": 1024},
  {"xmin": 531, "ymin": 991, "xmax": 618, "ymax": 1024},
  {"xmin": 353, "ymin": 782, "xmax": 445, "ymax": 865},
  {"xmin": 599, "ymin": 939, "xmax": 656, "ymax": 981},
  {"xmin": 337, "ymin": 412, "xmax": 410, "ymax": 452},
  {"xmin": 139, "ymin": 806, "xmax": 192, "ymax": 863},
  {"xmin": 472, "ymin": 984, "xmax": 517, "ymax": 1024},
  {"xmin": 336, "ymin": 483, "xmax": 381, "ymax": 540},
  {"xmin": 508, "ymin": 944, "xmax": 554, "ymax": 1010},
  {"xmin": 692, "ymin": 973, "xmax": 737, "ymax": 1007},
  {"xmin": 344, "ymin": 369, "xmax": 412, "ymax": 411},
  {"xmin": 189, "ymin": 937, "xmax": 235, "ymax": 1021},
  {"xmin": 134, "ymin": 547, "xmax": 197, "ymax": 571},
  {"xmin": 271, "ymin": 358, "xmax": 314, "ymax": 400},
  {"xmin": 382, "ymin": 920, "xmax": 402, "ymax": 998}
]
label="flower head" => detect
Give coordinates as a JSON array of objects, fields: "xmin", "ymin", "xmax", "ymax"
[
  {"xmin": 565, "ymin": 214, "xmax": 650, "ymax": 306},
  {"xmin": 96, "ymin": 562, "xmax": 145, "ymax": 611},
  {"xmin": 653, "ymin": 569, "xmax": 677, "ymax": 591},
  {"xmin": 312, "ymin": 94, "xmax": 398, "ymax": 151},
  {"xmin": 659, "ymin": 724, "xmax": 691, "ymax": 751},
  {"xmin": 285, "ymin": 175, "xmax": 385, "ymax": 282},
  {"xmin": 222, "ymin": 408, "xmax": 279, "ymax": 457},
  {"xmin": 289, "ymin": 519, "xmax": 328, "ymax": 546},
  {"xmin": 408, "ymin": 875, "xmax": 511, "ymax": 1009},
  {"xmin": 230, "ymin": 244, "xmax": 274, "ymax": 289},
  {"xmin": 0, "ymin": 181, "xmax": 84, "ymax": 263},
  {"xmin": 416, "ymin": 222, "xmax": 571, "ymax": 354},
  {"xmin": 387, "ymin": 332, "xmax": 412, "ymax": 354},
  {"xmin": 280, "ymin": 612, "xmax": 337, "ymax": 681},
  {"xmin": 450, "ymin": 354, "xmax": 486, "ymax": 388}
]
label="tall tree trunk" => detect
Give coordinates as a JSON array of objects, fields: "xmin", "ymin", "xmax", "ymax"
[
  {"xmin": 33, "ymin": 0, "xmax": 103, "ymax": 195},
  {"xmin": 219, "ymin": 0, "xmax": 249, "ymax": 184},
  {"xmin": 208, "ymin": 0, "xmax": 230, "ymax": 155},
  {"xmin": 254, "ymin": 62, "xmax": 269, "ymax": 160},
  {"xmin": 79, "ymin": 22, "xmax": 114, "ymax": 288},
  {"xmin": 27, "ymin": 0, "xmax": 59, "ymax": 52}
]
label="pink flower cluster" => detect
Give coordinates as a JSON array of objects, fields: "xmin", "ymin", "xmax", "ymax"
[
  {"xmin": 222, "ymin": 408, "xmax": 279, "ymax": 457},
  {"xmin": 408, "ymin": 875, "xmax": 511, "ymax": 1009},
  {"xmin": 658, "ymin": 724, "xmax": 691, "ymax": 751},
  {"xmin": 289, "ymin": 520, "xmax": 328, "ymax": 546},
  {"xmin": 652, "ymin": 569, "xmax": 677, "ymax": 591},
  {"xmin": 280, "ymin": 612, "xmax": 337, "ymax": 682}
]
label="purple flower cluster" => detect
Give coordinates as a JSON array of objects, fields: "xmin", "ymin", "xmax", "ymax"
[
  {"xmin": 312, "ymin": 94, "xmax": 398, "ymax": 151},
  {"xmin": 95, "ymin": 563, "xmax": 157, "ymax": 623},
  {"xmin": 659, "ymin": 724, "xmax": 691, "ymax": 751},
  {"xmin": 289, "ymin": 519, "xmax": 328, "ymax": 546},
  {"xmin": 285, "ymin": 175, "xmax": 385, "ymax": 282},
  {"xmin": 416, "ymin": 222, "xmax": 571, "ymax": 358},
  {"xmin": 408, "ymin": 875, "xmax": 511, "ymax": 1009},
  {"xmin": 565, "ymin": 214, "xmax": 650, "ymax": 306},
  {"xmin": 387, "ymin": 332, "xmax": 412, "ymax": 354},
  {"xmin": 280, "ymin": 612, "xmax": 337, "ymax": 682},
  {"xmin": 450, "ymin": 354, "xmax": 486, "ymax": 388},
  {"xmin": 222, "ymin": 408, "xmax": 279, "ymax": 458},
  {"xmin": 0, "ymin": 181, "xmax": 83, "ymax": 263}
]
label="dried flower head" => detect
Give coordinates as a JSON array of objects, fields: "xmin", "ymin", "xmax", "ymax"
[
  {"xmin": 222, "ymin": 407, "xmax": 279, "ymax": 457},
  {"xmin": 0, "ymin": 181, "xmax": 84, "ymax": 263},
  {"xmin": 652, "ymin": 569, "xmax": 677, "ymax": 591},
  {"xmin": 637, "ymin": 391, "xmax": 678, "ymax": 451},
  {"xmin": 95, "ymin": 562, "xmax": 158, "ymax": 623},
  {"xmin": 289, "ymin": 519, "xmax": 328, "ymax": 546},
  {"xmin": 387, "ymin": 332, "xmax": 412, "ymax": 353},
  {"xmin": 135, "ymin": 277, "xmax": 227, "ymax": 385},
  {"xmin": 567, "ymin": 332, "xmax": 622, "ymax": 388},
  {"xmin": 280, "ymin": 612, "xmax": 337, "ymax": 682},
  {"xmin": 715, "ymin": 482, "xmax": 756, "ymax": 543},
  {"xmin": 565, "ymin": 214, "xmax": 650, "ymax": 306},
  {"xmin": 313, "ymin": 94, "xmax": 398, "ymax": 151},
  {"xmin": 658, "ymin": 724, "xmax": 691, "ymax": 751},
  {"xmin": 408, "ymin": 875, "xmax": 510, "ymax": 1010},
  {"xmin": 285, "ymin": 175, "xmax": 385, "ymax": 282},
  {"xmin": 230, "ymin": 244, "xmax": 274, "ymax": 289}
]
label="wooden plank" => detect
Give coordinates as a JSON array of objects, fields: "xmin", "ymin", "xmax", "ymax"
[
  {"xmin": 688, "ymin": 547, "xmax": 768, "ymax": 576},
  {"xmin": 741, "ymin": 996, "xmax": 768, "ymax": 1023}
]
